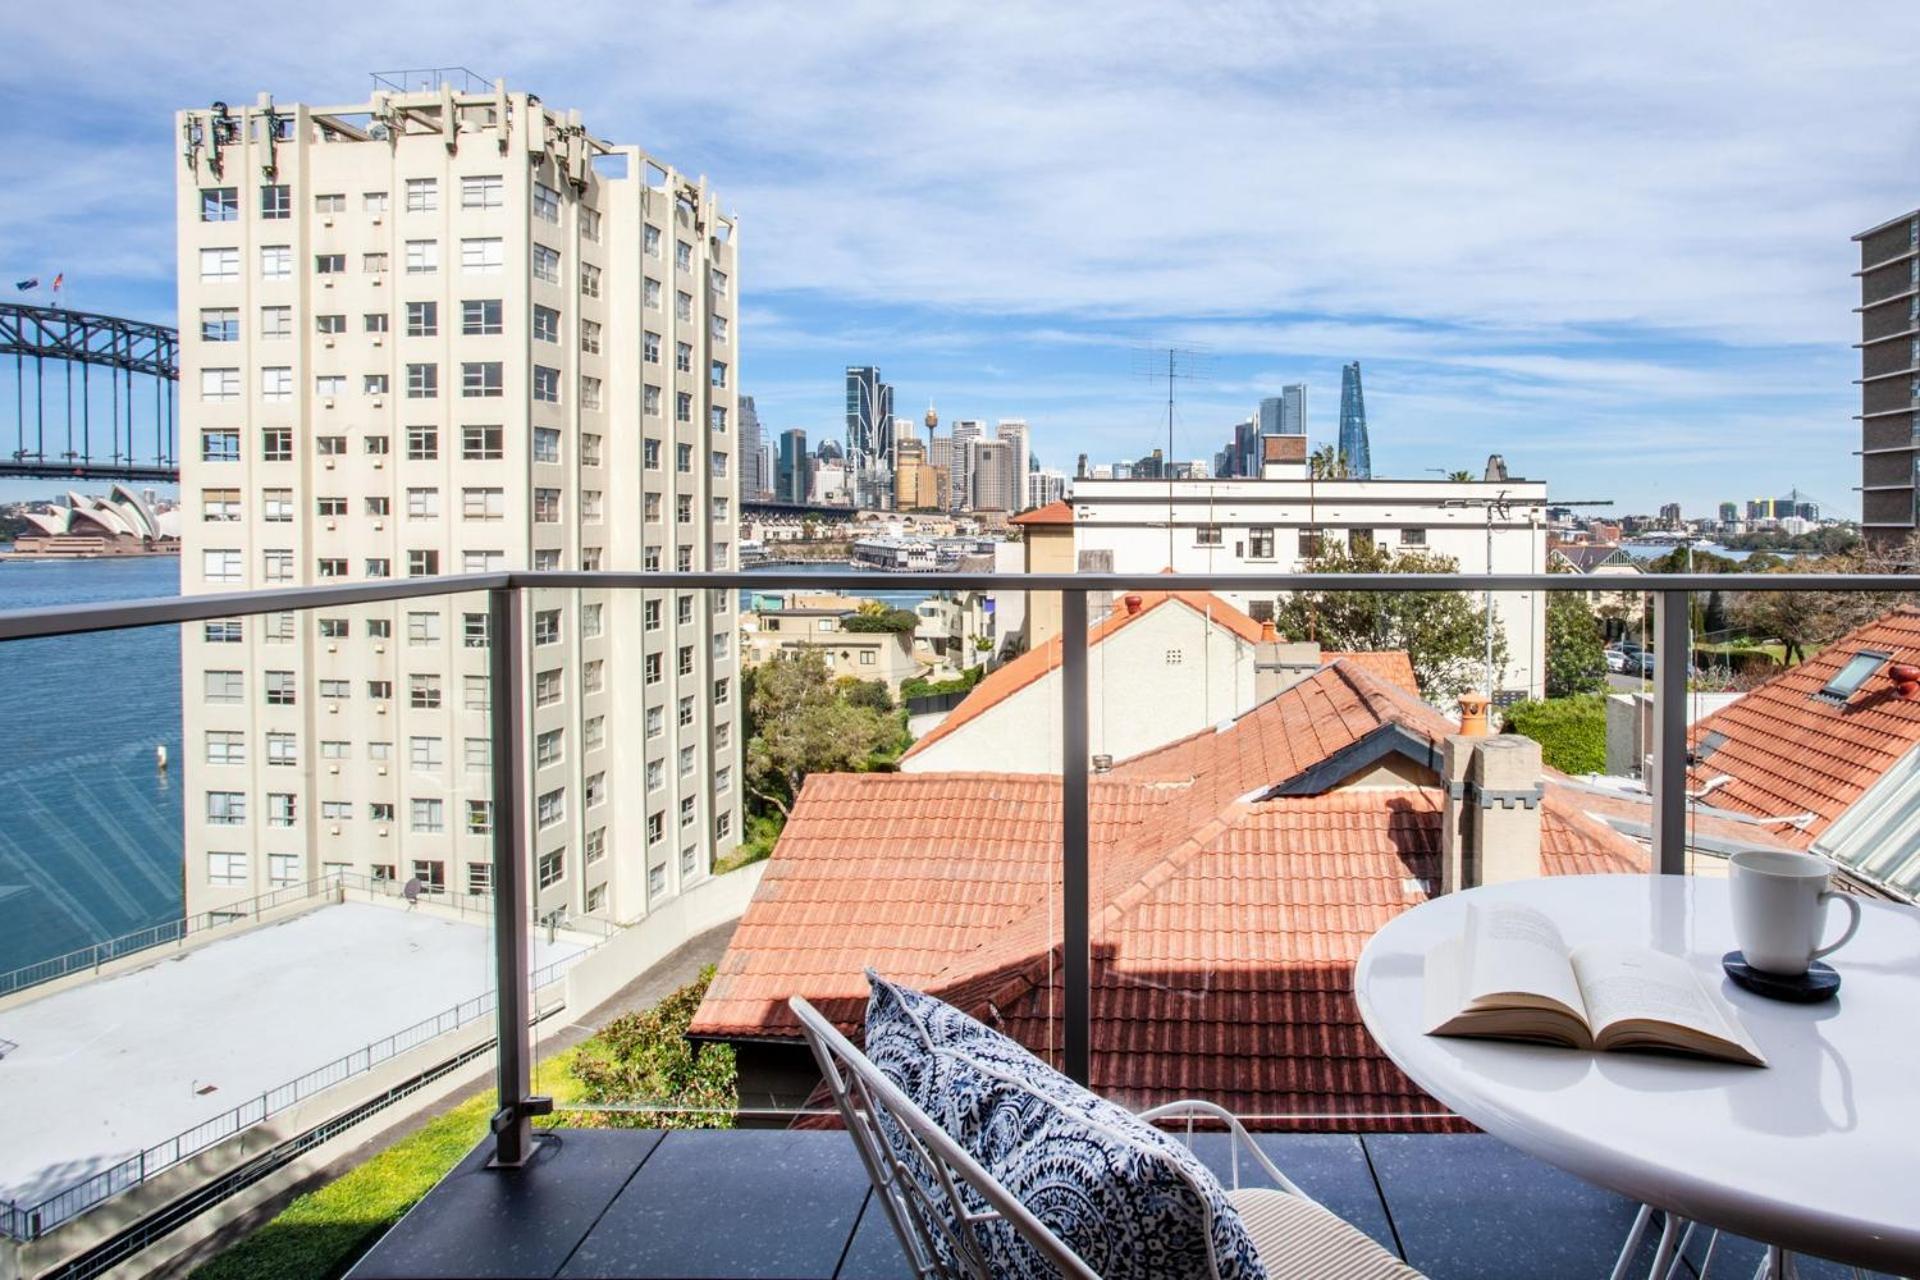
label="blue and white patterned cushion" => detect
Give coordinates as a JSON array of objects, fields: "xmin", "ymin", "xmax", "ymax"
[{"xmin": 864, "ymin": 971, "xmax": 1269, "ymax": 1280}]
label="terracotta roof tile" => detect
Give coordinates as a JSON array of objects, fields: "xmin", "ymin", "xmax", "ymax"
[
  {"xmin": 1322, "ymin": 650, "xmax": 1420, "ymax": 696},
  {"xmin": 692, "ymin": 662, "xmax": 1647, "ymax": 1128},
  {"xmin": 1009, "ymin": 500, "xmax": 1073, "ymax": 526},
  {"xmin": 1685, "ymin": 606, "xmax": 1920, "ymax": 846},
  {"xmin": 900, "ymin": 589, "xmax": 1267, "ymax": 759}
]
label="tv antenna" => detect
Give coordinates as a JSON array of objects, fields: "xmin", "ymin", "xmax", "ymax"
[{"xmin": 1131, "ymin": 345, "xmax": 1213, "ymax": 565}]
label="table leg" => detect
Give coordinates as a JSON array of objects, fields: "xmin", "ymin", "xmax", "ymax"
[
  {"xmin": 1610, "ymin": 1204, "xmax": 1654, "ymax": 1280},
  {"xmin": 1646, "ymin": 1211, "xmax": 1687, "ymax": 1279}
]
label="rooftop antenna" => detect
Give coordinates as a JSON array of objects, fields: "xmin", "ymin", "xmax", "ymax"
[{"xmin": 1130, "ymin": 345, "xmax": 1212, "ymax": 566}]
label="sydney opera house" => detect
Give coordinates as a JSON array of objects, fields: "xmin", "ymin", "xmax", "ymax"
[{"xmin": 9, "ymin": 486, "xmax": 180, "ymax": 558}]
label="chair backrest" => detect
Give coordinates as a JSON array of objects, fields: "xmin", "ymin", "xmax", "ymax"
[{"xmin": 789, "ymin": 996, "xmax": 1098, "ymax": 1280}]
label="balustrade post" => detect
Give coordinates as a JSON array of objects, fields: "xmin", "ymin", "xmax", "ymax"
[
  {"xmin": 1651, "ymin": 589, "xmax": 1691, "ymax": 875},
  {"xmin": 1061, "ymin": 589, "xmax": 1091, "ymax": 1085}
]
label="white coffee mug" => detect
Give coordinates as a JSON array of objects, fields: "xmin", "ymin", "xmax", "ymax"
[{"xmin": 1729, "ymin": 849, "xmax": 1862, "ymax": 977}]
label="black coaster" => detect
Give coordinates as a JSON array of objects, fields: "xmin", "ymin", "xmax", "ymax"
[{"xmin": 1722, "ymin": 951, "xmax": 1841, "ymax": 1004}]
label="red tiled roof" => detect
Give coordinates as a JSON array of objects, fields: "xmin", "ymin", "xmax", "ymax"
[
  {"xmin": 1323, "ymin": 650, "xmax": 1420, "ymax": 697},
  {"xmin": 692, "ymin": 661, "xmax": 1647, "ymax": 1128},
  {"xmin": 1686, "ymin": 607, "xmax": 1920, "ymax": 846},
  {"xmin": 1010, "ymin": 500, "xmax": 1073, "ymax": 526},
  {"xmin": 900, "ymin": 590, "xmax": 1268, "ymax": 759}
]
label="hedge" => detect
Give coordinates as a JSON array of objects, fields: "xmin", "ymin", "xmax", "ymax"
[{"xmin": 1499, "ymin": 694, "xmax": 1607, "ymax": 775}]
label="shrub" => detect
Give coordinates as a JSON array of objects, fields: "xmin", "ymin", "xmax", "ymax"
[
  {"xmin": 901, "ymin": 666, "xmax": 984, "ymax": 702},
  {"xmin": 1500, "ymin": 694, "xmax": 1607, "ymax": 775},
  {"xmin": 567, "ymin": 967, "xmax": 737, "ymax": 1131},
  {"xmin": 841, "ymin": 608, "xmax": 919, "ymax": 633}
]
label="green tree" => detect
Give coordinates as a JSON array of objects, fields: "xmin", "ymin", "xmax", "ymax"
[
  {"xmin": 1702, "ymin": 589, "xmax": 1729, "ymax": 640},
  {"xmin": 744, "ymin": 651, "xmax": 898, "ymax": 816},
  {"xmin": 1309, "ymin": 445, "xmax": 1351, "ymax": 479},
  {"xmin": 569, "ymin": 966, "xmax": 737, "ymax": 1130},
  {"xmin": 1446, "ymin": 470, "xmax": 1474, "ymax": 482},
  {"xmin": 1272, "ymin": 541, "xmax": 1508, "ymax": 701},
  {"xmin": 1544, "ymin": 592, "xmax": 1607, "ymax": 698},
  {"xmin": 837, "ymin": 677, "xmax": 895, "ymax": 713}
]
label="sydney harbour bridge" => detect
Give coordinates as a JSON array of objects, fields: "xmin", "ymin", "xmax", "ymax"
[{"xmin": 0, "ymin": 302, "xmax": 179, "ymax": 484}]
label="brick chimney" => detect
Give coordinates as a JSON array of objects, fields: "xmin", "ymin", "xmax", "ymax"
[{"xmin": 1440, "ymin": 733, "xmax": 1544, "ymax": 891}]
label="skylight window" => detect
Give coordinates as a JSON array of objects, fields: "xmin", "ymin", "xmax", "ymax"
[{"xmin": 1816, "ymin": 651, "xmax": 1891, "ymax": 704}]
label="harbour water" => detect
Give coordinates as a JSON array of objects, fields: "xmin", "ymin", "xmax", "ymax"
[
  {"xmin": 0, "ymin": 555, "xmax": 184, "ymax": 976},
  {"xmin": 0, "ymin": 556, "xmax": 913, "ymax": 976}
]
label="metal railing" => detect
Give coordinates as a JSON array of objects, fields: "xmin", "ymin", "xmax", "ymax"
[{"xmin": 1, "ymin": 568, "xmax": 1915, "ymax": 1231}]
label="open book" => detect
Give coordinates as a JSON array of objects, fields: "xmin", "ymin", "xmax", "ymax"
[{"xmin": 1423, "ymin": 902, "xmax": 1766, "ymax": 1066}]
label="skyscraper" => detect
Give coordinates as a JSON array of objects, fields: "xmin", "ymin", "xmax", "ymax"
[
  {"xmin": 969, "ymin": 438, "xmax": 1015, "ymax": 511},
  {"xmin": 844, "ymin": 366, "xmax": 893, "ymax": 507},
  {"xmin": 739, "ymin": 394, "xmax": 766, "ymax": 500},
  {"xmin": 1855, "ymin": 210, "xmax": 1919, "ymax": 545},
  {"xmin": 1338, "ymin": 363, "xmax": 1372, "ymax": 479},
  {"xmin": 1257, "ymin": 397, "xmax": 1284, "ymax": 437},
  {"xmin": 175, "ymin": 82, "xmax": 741, "ymax": 925},
  {"xmin": 778, "ymin": 429, "xmax": 810, "ymax": 504},
  {"xmin": 1281, "ymin": 383, "xmax": 1306, "ymax": 436},
  {"xmin": 949, "ymin": 419, "xmax": 984, "ymax": 511},
  {"xmin": 997, "ymin": 419, "xmax": 1030, "ymax": 508}
]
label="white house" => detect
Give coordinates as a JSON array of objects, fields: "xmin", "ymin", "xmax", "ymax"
[{"xmin": 1065, "ymin": 443, "xmax": 1550, "ymax": 698}]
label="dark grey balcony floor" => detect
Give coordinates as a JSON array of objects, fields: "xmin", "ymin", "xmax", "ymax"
[{"xmin": 347, "ymin": 1128, "xmax": 1890, "ymax": 1280}]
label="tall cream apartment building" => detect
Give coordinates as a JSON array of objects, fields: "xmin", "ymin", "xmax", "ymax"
[{"xmin": 175, "ymin": 81, "xmax": 741, "ymax": 927}]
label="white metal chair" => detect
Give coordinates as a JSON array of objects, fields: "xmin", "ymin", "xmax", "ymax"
[{"xmin": 791, "ymin": 996, "xmax": 1425, "ymax": 1279}]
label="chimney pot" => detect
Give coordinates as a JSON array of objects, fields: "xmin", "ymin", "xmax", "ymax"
[
  {"xmin": 1457, "ymin": 692, "xmax": 1491, "ymax": 736},
  {"xmin": 1889, "ymin": 663, "xmax": 1920, "ymax": 699},
  {"xmin": 1259, "ymin": 620, "xmax": 1278, "ymax": 642},
  {"xmin": 1124, "ymin": 594, "xmax": 1143, "ymax": 616}
]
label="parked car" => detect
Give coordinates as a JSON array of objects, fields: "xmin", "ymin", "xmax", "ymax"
[{"xmin": 1604, "ymin": 647, "xmax": 1629, "ymax": 674}]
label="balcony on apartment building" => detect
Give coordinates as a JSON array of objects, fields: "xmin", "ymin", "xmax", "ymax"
[{"xmin": 2, "ymin": 570, "xmax": 1918, "ymax": 1280}]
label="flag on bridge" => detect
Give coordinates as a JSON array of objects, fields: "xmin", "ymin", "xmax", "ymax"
[
  {"xmin": 14, "ymin": 278, "xmax": 38, "ymax": 291},
  {"xmin": 51, "ymin": 273, "xmax": 62, "ymax": 292}
]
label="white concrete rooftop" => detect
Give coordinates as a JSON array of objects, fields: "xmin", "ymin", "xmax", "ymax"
[{"xmin": 0, "ymin": 901, "xmax": 584, "ymax": 1207}]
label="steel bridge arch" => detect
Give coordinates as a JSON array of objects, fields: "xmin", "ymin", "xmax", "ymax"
[{"xmin": 1, "ymin": 302, "xmax": 180, "ymax": 482}]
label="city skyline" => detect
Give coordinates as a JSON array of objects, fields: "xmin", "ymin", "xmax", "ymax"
[{"xmin": 5, "ymin": 3, "xmax": 1920, "ymax": 515}]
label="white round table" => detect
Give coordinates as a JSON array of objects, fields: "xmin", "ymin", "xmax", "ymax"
[{"xmin": 1353, "ymin": 874, "xmax": 1920, "ymax": 1276}]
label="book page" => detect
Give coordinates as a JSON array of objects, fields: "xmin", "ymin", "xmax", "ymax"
[
  {"xmin": 1462, "ymin": 902, "xmax": 1588, "ymax": 1024},
  {"xmin": 1569, "ymin": 943, "xmax": 1764, "ymax": 1063}
]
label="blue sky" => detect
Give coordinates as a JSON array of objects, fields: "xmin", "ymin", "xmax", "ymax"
[{"xmin": 5, "ymin": 1, "xmax": 1920, "ymax": 515}]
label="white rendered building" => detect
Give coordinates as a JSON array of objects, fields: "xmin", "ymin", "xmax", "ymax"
[
  {"xmin": 175, "ymin": 81, "xmax": 741, "ymax": 927},
  {"xmin": 1066, "ymin": 448, "xmax": 1549, "ymax": 698}
]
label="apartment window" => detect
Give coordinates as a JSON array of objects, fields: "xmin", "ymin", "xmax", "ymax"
[
  {"xmin": 584, "ymin": 715, "xmax": 605, "ymax": 751},
  {"xmin": 321, "ymin": 740, "xmax": 350, "ymax": 761},
  {"xmin": 537, "ymin": 789, "xmax": 565, "ymax": 829},
  {"xmin": 464, "ymin": 550, "xmax": 504, "ymax": 572},
  {"xmin": 405, "ymin": 240, "xmax": 439, "ymax": 275},
  {"xmin": 406, "ymin": 363, "xmax": 439, "ymax": 399},
  {"xmin": 199, "ymin": 247, "xmax": 240, "ymax": 282},
  {"xmin": 538, "ymin": 848, "xmax": 565, "ymax": 890},
  {"xmin": 198, "ymin": 367, "xmax": 240, "ymax": 402},
  {"xmin": 645, "ymin": 653, "xmax": 663, "ymax": 685},
  {"xmin": 407, "ymin": 611, "xmax": 442, "ymax": 645},
  {"xmin": 260, "ymin": 305, "xmax": 292, "ymax": 337},
  {"xmin": 536, "ymin": 728, "xmax": 564, "ymax": 768},
  {"xmin": 408, "ymin": 549, "xmax": 440, "ymax": 576},
  {"xmin": 365, "ymin": 496, "xmax": 390, "ymax": 516},
  {"xmin": 406, "ymin": 487, "xmax": 440, "ymax": 520},
  {"xmin": 316, "ymin": 253, "xmax": 346, "ymax": 275},
  {"xmin": 263, "ymin": 670, "xmax": 295, "ymax": 706},
  {"xmin": 644, "ymin": 224, "xmax": 661, "ymax": 257},
  {"xmin": 1195, "ymin": 524, "xmax": 1223, "ymax": 547},
  {"xmin": 533, "ymin": 365, "xmax": 561, "ymax": 403},
  {"xmin": 646, "ymin": 706, "xmax": 663, "ymax": 739},
  {"xmin": 467, "ymin": 801, "xmax": 494, "ymax": 837},
  {"xmin": 581, "ymin": 319, "xmax": 602, "ymax": 354},
  {"xmin": 464, "ymin": 674, "xmax": 490, "ymax": 711},
  {"xmin": 580, "ymin": 375, "xmax": 601, "ymax": 411},
  {"xmin": 581, "ymin": 490, "xmax": 604, "ymax": 524},
  {"xmin": 260, "ymin": 245, "xmax": 292, "ymax": 279},
  {"xmin": 532, "ymin": 489, "xmax": 561, "ymax": 525},
  {"xmin": 532, "ymin": 244, "xmax": 561, "ymax": 285},
  {"xmin": 207, "ymin": 852, "xmax": 247, "ymax": 886},
  {"xmin": 260, "ymin": 184, "xmax": 291, "ymax": 219},
  {"xmin": 201, "ymin": 187, "xmax": 238, "ymax": 222},
  {"xmin": 585, "ymin": 772, "xmax": 606, "ymax": 809},
  {"xmin": 463, "ymin": 613, "xmax": 490, "ymax": 648},
  {"xmin": 642, "ymin": 331, "xmax": 661, "ymax": 366},
  {"xmin": 585, "ymin": 827, "xmax": 606, "ymax": 864},
  {"xmin": 677, "ymin": 594, "xmax": 694, "ymax": 625},
  {"xmin": 407, "ymin": 425, "xmax": 438, "ymax": 460},
  {"xmin": 409, "ymin": 735, "xmax": 444, "ymax": 770},
  {"xmin": 463, "ymin": 487, "xmax": 504, "ymax": 521},
  {"xmin": 677, "ymin": 443, "xmax": 693, "ymax": 473},
  {"xmin": 678, "ymin": 746, "xmax": 694, "ymax": 778},
  {"xmin": 267, "ymin": 793, "xmax": 296, "ymax": 828},
  {"xmin": 318, "ymin": 677, "xmax": 349, "ymax": 696},
  {"xmin": 406, "ymin": 300, "xmax": 438, "ymax": 337},
  {"xmin": 205, "ymin": 731, "xmax": 245, "ymax": 765},
  {"xmin": 463, "ymin": 362, "xmax": 503, "ymax": 397},
  {"xmin": 532, "ymin": 182, "xmax": 561, "ymax": 223},
  {"xmin": 534, "ymin": 608, "xmax": 562, "ymax": 645},
  {"xmin": 365, "ymin": 311, "xmax": 389, "ymax": 333},
  {"xmin": 405, "ymin": 178, "xmax": 438, "ymax": 212},
  {"xmin": 462, "ymin": 425, "xmax": 503, "ymax": 460},
  {"xmin": 580, "ymin": 262, "xmax": 601, "ymax": 297},
  {"xmin": 464, "ymin": 861, "xmax": 492, "ymax": 897},
  {"xmin": 363, "ymin": 252, "xmax": 389, "ymax": 274},
  {"xmin": 364, "ymin": 374, "xmax": 389, "ymax": 395},
  {"xmin": 710, "ymin": 360, "xmax": 727, "ymax": 388},
  {"xmin": 674, "ymin": 340, "xmax": 693, "ymax": 374},
  {"xmin": 266, "ymin": 612, "xmax": 297, "ymax": 642},
  {"xmin": 536, "ymin": 548, "xmax": 560, "ymax": 570},
  {"xmin": 711, "ymin": 269, "xmax": 729, "ymax": 296},
  {"xmin": 714, "ymin": 677, "xmax": 731, "ymax": 705},
  {"xmin": 315, "ymin": 374, "xmax": 346, "ymax": 397},
  {"xmin": 678, "ymin": 695, "xmax": 694, "ymax": 727},
  {"xmin": 676, "ymin": 546, "xmax": 692, "ymax": 571},
  {"xmin": 311, "ymin": 497, "xmax": 346, "ymax": 519},
  {"xmin": 202, "ymin": 429, "xmax": 240, "ymax": 462},
  {"xmin": 675, "ymin": 291, "xmax": 692, "ymax": 322},
  {"xmin": 204, "ymin": 619, "xmax": 243, "ymax": 643},
  {"xmin": 714, "ymin": 542, "xmax": 731, "ymax": 568},
  {"xmin": 366, "ymin": 557, "xmax": 391, "ymax": 578},
  {"xmin": 645, "ymin": 439, "xmax": 661, "ymax": 471},
  {"xmin": 583, "ymin": 660, "xmax": 604, "ymax": 693},
  {"xmin": 533, "ymin": 428, "xmax": 560, "ymax": 464},
  {"xmin": 582, "ymin": 207, "xmax": 601, "ymax": 241},
  {"xmin": 641, "ymin": 278, "xmax": 664, "ymax": 311},
  {"xmin": 461, "ymin": 237, "xmax": 503, "ymax": 273},
  {"xmin": 716, "ymin": 764, "xmax": 732, "ymax": 795},
  {"xmin": 410, "ymin": 800, "xmax": 444, "ymax": 834},
  {"xmin": 680, "ymin": 796, "xmax": 696, "ymax": 828},
  {"xmin": 712, "ymin": 315, "xmax": 729, "ymax": 342},
  {"xmin": 676, "ymin": 494, "xmax": 692, "ymax": 525},
  {"xmin": 206, "ymin": 791, "xmax": 246, "ymax": 825},
  {"xmin": 200, "ymin": 307, "xmax": 239, "ymax": 342},
  {"xmin": 267, "ymin": 732, "xmax": 297, "ymax": 766},
  {"xmin": 462, "ymin": 298, "xmax": 503, "ymax": 334},
  {"xmin": 202, "ymin": 488, "xmax": 240, "ymax": 522},
  {"xmin": 1248, "ymin": 527, "xmax": 1276, "ymax": 559},
  {"xmin": 536, "ymin": 668, "xmax": 562, "ymax": 707},
  {"xmin": 262, "ymin": 548, "xmax": 293, "ymax": 582},
  {"xmin": 1402, "ymin": 527, "xmax": 1427, "ymax": 546},
  {"xmin": 465, "ymin": 737, "xmax": 491, "ymax": 770},
  {"xmin": 202, "ymin": 549, "xmax": 243, "ymax": 584},
  {"xmin": 715, "ymin": 721, "xmax": 731, "ymax": 749},
  {"xmin": 644, "ymin": 385, "xmax": 662, "ymax": 417},
  {"xmin": 461, "ymin": 174, "xmax": 504, "ymax": 209},
  {"xmin": 647, "ymin": 813, "xmax": 664, "ymax": 846},
  {"xmin": 675, "ymin": 392, "xmax": 692, "ymax": 423}
]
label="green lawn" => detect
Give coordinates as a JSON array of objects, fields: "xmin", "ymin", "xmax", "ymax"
[{"xmin": 191, "ymin": 1046, "xmax": 592, "ymax": 1280}]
